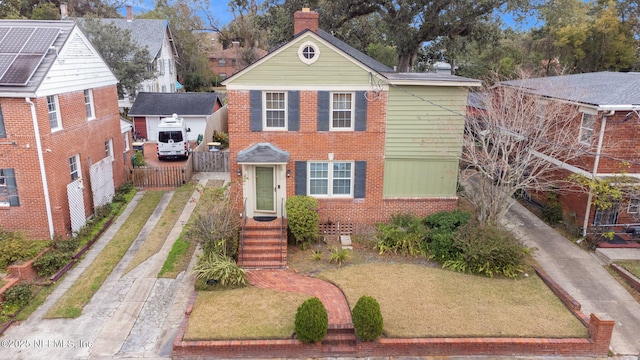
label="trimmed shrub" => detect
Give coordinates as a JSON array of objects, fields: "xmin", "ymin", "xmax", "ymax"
[
  {"xmin": 426, "ymin": 229, "xmax": 457, "ymax": 261},
  {"xmin": 192, "ymin": 252, "xmax": 247, "ymax": 287},
  {"xmin": 3, "ymin": 283, "xmax": 32, "ymax": 307},
  {"xmin": 286, "ymin": 195, "xmax": 319, "ymax": 244},
  {"xmin": 33, "ymin": 250, "xmax": 71, "ymax": 277},
  {"xmin": 294, "ymin": 297, "xmax": 328, "ymax": 343},
  {"xmin": 352, "ymin": 295, "xmax": 384, "ymax": 341},
  {"xmin": 52, "ymin": 236, "xmax": 80, "ymax": 254},
  {"xmin": 444, "ymin": 223, "xmax": 529, "ymax": 278},
  {"xmin": 423, "ymin": 210, "xmax": 470, "ymax": 231},
  {"xmin": 374, "ymin": 213, "xmax": 427, "ymax": 256}
]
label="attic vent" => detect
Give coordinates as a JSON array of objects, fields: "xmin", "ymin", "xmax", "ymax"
[{"xmin": 298, "ymin": 41, "xmax": 319, "ymax": 65}]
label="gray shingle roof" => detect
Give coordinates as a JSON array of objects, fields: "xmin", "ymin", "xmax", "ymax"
[
  {"xmin": 128, "ymin": 92, "xmax": 221, "ymax": 116},
  {"xmin": 237, "ymin": 143, "xmax": 290, "ymax": 163},
  {"xmin": 78, "ymin": 18, "xmax": 169, "ymax": 60},
  {"xmin": 500, "ymin": 72, "xmax": 640, "ymax": 106},
  {"xmin": 382, "ymin": 72, "xmax": 480, "ymax": 84},
  {"xmin": 0, "ymin": 20, "xmax": 76, "ymax": 96}
]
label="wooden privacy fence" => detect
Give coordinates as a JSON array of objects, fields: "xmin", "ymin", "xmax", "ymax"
[
  {"xmin": 192, "ymin": 151, "xmax": 229, "ymax": 172},
  {"xmin": 126, "ymin": 159, "xmax": 193, "ymax": 188}
]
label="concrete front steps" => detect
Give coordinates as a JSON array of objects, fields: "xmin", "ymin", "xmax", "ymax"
[{"xmin": 238, "ymin": 218, "xmax": 287, "ymax": 269}]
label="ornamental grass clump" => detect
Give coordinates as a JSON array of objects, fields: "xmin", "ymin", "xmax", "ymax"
[
  {"xmin": 352, "ymin": 295, "xmax": 384, "ymax": 341},
  {"xmin": 294, "ymin": 297, "xmax": 328, "ymax": 343}
]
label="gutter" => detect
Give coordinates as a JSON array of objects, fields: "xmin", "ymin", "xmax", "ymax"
[
  {"xmin": 26, "ymin": 97, "xmax": 55, "ymax": 239},
  {"xmin": 582, "ymin": 110, "xmax": 614, "ymax": 237}
]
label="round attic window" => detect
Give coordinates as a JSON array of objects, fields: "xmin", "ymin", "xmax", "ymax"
[{"xmin": 298, "ymin": 41, "xmax": 319, "ymax": 64}]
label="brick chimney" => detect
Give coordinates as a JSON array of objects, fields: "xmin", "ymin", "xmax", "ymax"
[
  {"xmin": 294, "ymin": 8, "xmax": 319, "ymax": 34},
  {"xmin": 126, "ymin": 5, "xmax": 133, "ymax": 21},
  {"xmin": 60, "ymin": 3, "xmax": 68, "ymax": 19}
]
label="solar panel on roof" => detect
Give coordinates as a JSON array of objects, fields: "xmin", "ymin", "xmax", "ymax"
[
  {"xmin": 0, "ymin": 27, "xmax": 34, "ymax": 53},
  {"xmin": 22, "ymin": 28, "xmax": 59, "ymax": 54},
  {"xmin": 0, "ymin": 26, "xmax": 61, "ymax": 86},
  {"xmin": 0, "ymin": 54, "xmax": 41, "ymax": 85}
]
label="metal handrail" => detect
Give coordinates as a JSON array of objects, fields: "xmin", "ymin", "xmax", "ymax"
[{"xmin": 241, "ymin": 198, "xmax": 247, "ymax": 263}]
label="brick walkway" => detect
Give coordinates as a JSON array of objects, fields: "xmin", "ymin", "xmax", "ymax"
[{"xmin": 247, "ymin": 270, "xmax": 352, "ymax": 327}]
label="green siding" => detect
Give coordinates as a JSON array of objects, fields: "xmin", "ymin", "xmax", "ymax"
[
  {"xmin": 230, "ymin": 35, "xmax": 371, "ymax": 86},
  {"xmin": 385, "ymin": 86, "xmax": 467, "ymax": 159},
  {"xmin": 383, "ymin": 159, "xmax": 459, "ymax": 197}
]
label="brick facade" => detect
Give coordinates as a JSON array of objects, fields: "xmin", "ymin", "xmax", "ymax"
[
  {"xmin": 229, "ymin": 89, "xmax": 458, "ymax": 228},
  {"xmin": 0, "ymin": 85, "xmax": 126, "ymax": 239}
]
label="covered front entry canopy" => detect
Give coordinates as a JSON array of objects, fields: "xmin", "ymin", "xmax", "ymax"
[{"xmin": 237, "ymin": 143, "xmax": 289, "ymax": 219}]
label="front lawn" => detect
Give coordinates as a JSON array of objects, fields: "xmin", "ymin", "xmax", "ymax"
[
  {"xmin": 319, "ymin": 263, "xmax": 587, "ymax": 338},
  {"xmin": 617, "ymin": 260, "xmax": 640, "ymax": 278},
  {"xmin": 185, "ymin": 287, "xmax": 309, "ymax": 340}
]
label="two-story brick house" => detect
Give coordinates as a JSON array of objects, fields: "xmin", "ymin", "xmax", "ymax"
[
  {"xmin": 497, "ymin": 72, "xmax": 640, "ymax": 238},
  {"xmin": 0, "ymin": 20, "xmax": 127, "ymax": 240},
  {"xmin": 223, "ymin": 9, "xmax": 479, "ymax": 268}
]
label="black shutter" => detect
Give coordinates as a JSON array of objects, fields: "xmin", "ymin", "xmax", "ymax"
[
  {"xmin": 295, "ymin": 161, "xmax": 307, "ymax": 195},
  {"xmin": 4, "ymin": 168, "xmax": 19, "ymax": 206},
  {"xmin": 0, "ymin": 105, "xmax": 5, "ymax": 138},
  {"xmin": 249, "ymin": 90, "xmax": 262, "ymax": 131},
  {"xmin": 354, "ymin": 91, "xmax": 367, "ymax": 131},
  {"xmin": 317, "ymin": 91, "xmax": 329, "ymax": 131},
  {"xmin": 354, "ymin": 161, "xmax": 366, "ymax": 199},
  {"xmin": 288, "ymin": 91, "xmax": 300, "ymax": 131}
]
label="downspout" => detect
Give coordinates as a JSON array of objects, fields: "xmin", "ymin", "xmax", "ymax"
[
  {"xmin": 582, "ymin": 110, "xmax": 614, "ymax": 237},
  {"xmin": 26, "ymin": 97, "xmax": 55, "ymax": 239}
]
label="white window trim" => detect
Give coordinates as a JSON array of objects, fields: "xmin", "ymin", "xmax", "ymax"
[
  {"xmin": 629, "ymin": 198, "xmax": 640, "ymax": 214},
  {"xmin": 48, "ymin": 95, "xmax": 62, "ymax": 132},
  {"xmin": 579, "ymin": 112, "xmax": 595, "ymax": 144},
  {"xmin": 69, "ymin": 154, "xmax": 81, "ymax": 182},
  {"xmin": 298, "ymin": 41, "xmax": 320, "ymax": 65},
  {"xmin": 263, "ymin": 91, "xmax": 288, "ymax": 130},
  {"xmin": 330, "ymin": 92, "xmax": 355, "ymax": 131},
  {"xmin": 105, "ymin": 139, "xmax": 114, "ymax": 162},
  {"xmin": 308, "ymin": 161, "xmax": 354, "ymax": 198},
  {"xmin": 84, "ymin": 89, "xmax": 95, "ymax": 120},
  {"xmin": 124, "ymin": 132, "xmax": 130, "ymax": 152}
]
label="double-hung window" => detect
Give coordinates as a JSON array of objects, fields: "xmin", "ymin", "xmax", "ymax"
[
  {"xmin": 0, "ymin": 104, "xmax": 6, "ymax": 138},
  {"xmin": 264, "ymin": 92, "xmax": 287, "ymax": 129},
  {"xmin": 579, "ymin": 112, "xmax": 596, "ymax": 144},
  {"xmin": 331, "ymin": 92, "xmax": 354, "ymax": 130},
  {"xmin": 308, "ymin": 161, "xmax": 353, "ymax": 197},
  {"xmin": 84, "ymin": 89, "xmax": 95, "ymax": 120},
  {"xmin": 629, "ymin": 198, "xmax": 640, "ymax": 214},
  {"xmin": 47, "ymin": 95, "xmax": 61, "ymax": 131},
  {"xmin": 0, "ymin": 168, "xmax": 16, "ymax": 207},
  {"xmin": 105, "ymin": 139, "xmax": 114, "ymax": 161},
  {"xmin": 69, "ymin": 155, "xmax": 81, "ymax": 181}
]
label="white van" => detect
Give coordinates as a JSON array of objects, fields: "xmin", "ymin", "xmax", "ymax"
[{"xmin": 156, "ymin": 114, "xmax": 190, "ymax": 160}]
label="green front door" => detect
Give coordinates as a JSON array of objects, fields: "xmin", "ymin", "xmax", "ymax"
[{"xmin": 255, "ymin": 166, "xmax": 275, "ymax": 212}]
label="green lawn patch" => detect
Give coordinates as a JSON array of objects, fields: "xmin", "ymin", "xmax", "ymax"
[
  {"xmin": 45, "ymin": 191, "xmax": 164, "ymax": 319},
  {"xmin": 158, "ymin": 236, "xmax": 195, "ymax": 278},
  {"xmin": 124, "ymin": 183, "xmax": 195, "ymax": 274},
  {"xmin": 618, "ymin": 260, "xmax": 640, "ymax": 278},
  {"xmin": 319, "ymin": 263, "xmax": 588, "ymax": 338},
  {"xmin": 185, "ymin": 287, "xmax": 309, "ymax": 340}
]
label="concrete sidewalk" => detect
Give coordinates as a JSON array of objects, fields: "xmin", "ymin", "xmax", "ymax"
[
  {"xmin": 503, "ymin": 199, "xmax": 640, "ymax": 358},
  {"xmin": 2, "ymin": 172, "xmax": 229, "ymax": 360}
]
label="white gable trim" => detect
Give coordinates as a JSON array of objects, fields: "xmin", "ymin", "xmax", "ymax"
[
  {"xmin": 223, "ymin": 31, "xmax": 387, "ymax": 86},
  {"xmin": 36, "ymin": 27, "xmax": 117, "ymax": 97}
]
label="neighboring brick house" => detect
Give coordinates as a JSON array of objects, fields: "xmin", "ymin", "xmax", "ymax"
[
  {"xmin": 0, "ymin": 20, "xmax": 127, "ymax": 240},
  {"xmin": 496, "ymin": 72, "xmax": 640, "ymax": 236},
  {"xmin": 128, "ymin": 92, "xmax": 225, "ymax": 142},
  {"xmin": 74, "ymin": 6, "xmax": 179, "ymax": 108},
  {"xmin": 208, "ymin": 33, "xmax": 267, "ymax": 82},
  {"xmin": 223, "ymin": 9, "xmax": 480, "ymax": 232}
]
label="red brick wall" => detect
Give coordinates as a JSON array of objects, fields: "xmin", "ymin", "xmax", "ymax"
[
  {"xmin": 228, "ymin": 90, "xmax": 456, "ymax": 227},
  {"xmin": 0, "ymin": 85, "xmax": 125, "ymax": 239}
]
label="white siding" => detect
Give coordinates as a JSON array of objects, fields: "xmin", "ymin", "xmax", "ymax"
[
  {"xmin": 139, "ymin": 29, "xmax": 177, "ymax": 94},
  {"xmin": 37, "ymin": 28, "xmax": 117, "ymax": 96}
]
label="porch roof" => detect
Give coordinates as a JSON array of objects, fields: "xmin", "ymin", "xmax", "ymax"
[{"xmin": 237, "ymin": 143, "xmax": 289, "ymax": 164}]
